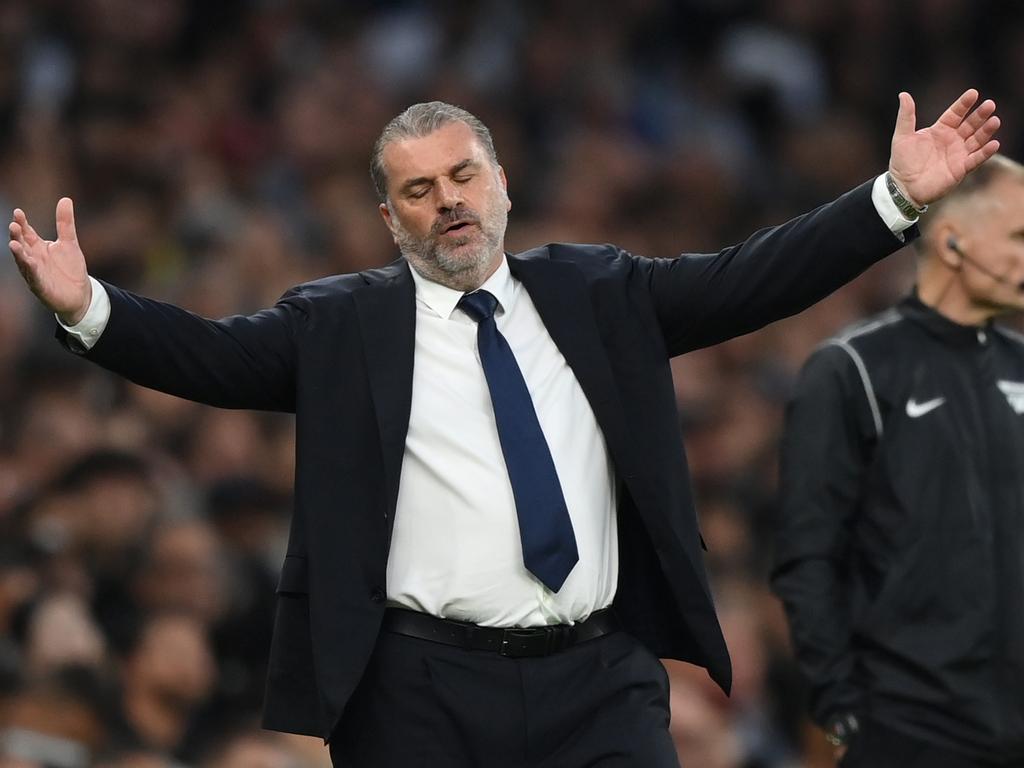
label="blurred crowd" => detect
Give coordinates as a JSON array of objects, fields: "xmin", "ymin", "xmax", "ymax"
[{"xmin": 1, "ymin": 1, "xmax": 1022, "ymax": 766}]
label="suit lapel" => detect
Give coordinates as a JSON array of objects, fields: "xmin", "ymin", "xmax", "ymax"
[
  {"xmin": 508, "ymin": 250, "xmax": 643, "ymax": 488},
  {"xmin": 352, "ymin": 259, "xmax": 416, "ymax": 529},
  {"xmin": 352, "ymin": 251, "xmax": 646, "ymax": 545},
  {"xmin": 510, "ymin": 250, "xmax": 714, "ymax": 603}
]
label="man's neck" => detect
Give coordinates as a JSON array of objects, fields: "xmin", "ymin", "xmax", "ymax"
[{"xmin": 917, "ymin": 269, "xmax": 999, "ymax": 327}]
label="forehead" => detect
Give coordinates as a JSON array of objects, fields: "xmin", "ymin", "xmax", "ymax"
[{"xmin": 381, "ymin": 121, "xmax": 488, "ymax": 184}]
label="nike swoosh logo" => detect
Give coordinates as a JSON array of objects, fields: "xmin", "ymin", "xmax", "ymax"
[
  {"xmin": 997, "ymin": 380, "xmax": 1024, "ymax": 414},
  {"xmin": 906, "ymin": 397, "xmax": 946, "ymax": 418}
]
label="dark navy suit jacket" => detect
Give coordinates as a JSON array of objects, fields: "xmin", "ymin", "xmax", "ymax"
[{"xmin": 64, "ymin": 180, "xmax": 909, "ymax": 740}]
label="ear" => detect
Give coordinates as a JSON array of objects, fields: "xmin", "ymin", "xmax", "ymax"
[
  {"xmin": 498, "ymin": 165, "xmax": 511, "ymax": 212},
  {"xmin": 379, "ymin": 202, "xmax": 400, "ymax": 244},
  {"xmin": 934, "ymin": 224, "xmax": 963, "ymax": 270}
]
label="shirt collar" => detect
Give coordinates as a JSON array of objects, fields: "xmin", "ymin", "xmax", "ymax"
[{"xmin": 409, "ymin": 255, "xmax": 515, "ymax": 320}]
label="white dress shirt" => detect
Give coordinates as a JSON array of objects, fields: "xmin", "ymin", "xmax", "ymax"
[
  {"xmin": 59, "ymin": 174, "xmax": 916, "ymax": 628},
  {"xmin": 390, "ymin": 259, "xmax": 618, "ymax": 627}
]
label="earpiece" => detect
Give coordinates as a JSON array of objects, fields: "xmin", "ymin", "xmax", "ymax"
[{"xmin": 944, "ymin": 235, "xmax": 1024, "ymax": 290}]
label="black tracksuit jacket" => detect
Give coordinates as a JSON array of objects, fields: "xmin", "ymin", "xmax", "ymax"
[{"xmin": 772, "ymin": 294, "xmax": 1024, "ymax": 763}]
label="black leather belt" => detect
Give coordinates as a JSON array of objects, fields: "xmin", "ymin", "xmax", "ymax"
[{"xmin": 381, "ymin": 607, "xmax": 619, "ymax": 658}]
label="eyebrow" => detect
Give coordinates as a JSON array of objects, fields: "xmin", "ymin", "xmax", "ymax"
[{"xmin": 399, "ymin": 159, "xmax": 479, "ymax": 195}]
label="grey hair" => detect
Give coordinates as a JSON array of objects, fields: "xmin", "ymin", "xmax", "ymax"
[{"xmin": 370, "ymin": 101, "xmax": 499, "ymax": 204}]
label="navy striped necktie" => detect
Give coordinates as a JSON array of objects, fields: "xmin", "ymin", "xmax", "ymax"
[{"xmin": 458, "ymin": 289, "xmax": 579, "ymax": 592}]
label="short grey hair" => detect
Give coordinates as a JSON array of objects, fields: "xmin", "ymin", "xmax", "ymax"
[{"xmin": 370, "ymin": 101, "xmax": 499, "ymax": 204}]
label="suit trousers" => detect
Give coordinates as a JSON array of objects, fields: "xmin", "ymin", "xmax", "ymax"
[
  {"xmin": 328, "ymin": 627, "xmax": 680, "ymax": 767},
  {"xmin": 840, "ymin": 719, "xmax": 1005, "ymax": 768}
]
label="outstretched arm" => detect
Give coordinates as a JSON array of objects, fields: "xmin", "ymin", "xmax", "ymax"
[
  {"xmin": 640, "ymin": 90, "xmax": 1000, "ymax": 355},
  {"xmin": 10, "ymin": 199, "xmax": 303, "ymax": 412}
]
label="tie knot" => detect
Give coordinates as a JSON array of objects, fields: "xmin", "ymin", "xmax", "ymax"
[{"xmin": 458, "ymin": 290, "xmax": 499, "ymax": 322}]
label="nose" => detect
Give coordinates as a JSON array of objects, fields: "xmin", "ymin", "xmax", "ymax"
[{"xmin": 435, "ymin": 177, "xmax": 462, "ymax": 212}]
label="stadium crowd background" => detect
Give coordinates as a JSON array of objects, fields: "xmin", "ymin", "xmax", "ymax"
[{"xmin": 0, "ymin": 1, "xmax": 1021, "ymax": 766}]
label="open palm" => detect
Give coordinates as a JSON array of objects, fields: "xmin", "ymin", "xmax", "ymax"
[
  {"xmin": 8, "ymin": 198, "xmax": 92, "ymax": 324},
  {"xmin": 889, "ymin": 89, "xmax": 1000, "ymax": 206}
]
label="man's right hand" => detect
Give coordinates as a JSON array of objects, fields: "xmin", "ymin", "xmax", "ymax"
[{"xmin": 9, "ymin": 197, "xmax": 92, "ymax": 325}]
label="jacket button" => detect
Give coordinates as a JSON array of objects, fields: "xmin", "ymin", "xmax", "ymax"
[{"xmin": 370, "ymin": 588, "xmax": 386, "ymax": 603}]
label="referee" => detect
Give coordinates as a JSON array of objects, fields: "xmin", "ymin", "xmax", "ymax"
[{"xmin": 773, "ymin": 156, "xmax": 1024, "ymax": 767}]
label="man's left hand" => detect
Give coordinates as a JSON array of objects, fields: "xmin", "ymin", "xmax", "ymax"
[{"xmin": 888, "ymin": 89, "xmax": 1000, "ymax": 207}]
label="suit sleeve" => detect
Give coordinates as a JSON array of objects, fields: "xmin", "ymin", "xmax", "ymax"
[
  {"xmin": 770, "ymin": 343, "xmax": 875, "ymax": 725},
  {"xmin": 631, "ymin": 180, "xmax": 913, "ymax": 356},
  {"xmin": 58, "ymin": 280, "xmax": 306, "ymax": 412}
]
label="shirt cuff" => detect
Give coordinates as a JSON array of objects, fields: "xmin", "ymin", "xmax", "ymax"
[
  {"xmin": 871, "ymin": 173, "xmax": 918, "ymax": 241},
  {"xmin": 56, "ymin": 276, "xmax": 111, "ymax": 352}
]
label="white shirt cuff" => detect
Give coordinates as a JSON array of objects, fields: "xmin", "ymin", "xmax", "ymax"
[
  {"xmin": 871, "ymin": 173, "xmax": 918, "ymax": 241},
  {"xmin": 57, "ymin": 276, "xmax": 111, "ymax": 351}
]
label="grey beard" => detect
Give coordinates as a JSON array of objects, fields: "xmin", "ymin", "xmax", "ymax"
[{"xmin": 394, "ymin": 203, "xmax": 507, "ymax": 292}]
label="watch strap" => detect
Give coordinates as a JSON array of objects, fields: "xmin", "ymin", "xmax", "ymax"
[{"xmin": 885, "ymin": 172, "xmax": 928, "ymax": 220}]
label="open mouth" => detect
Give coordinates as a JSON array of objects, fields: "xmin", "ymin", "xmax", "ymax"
[{"xmin": 441, "ymin": 220, "xmax": 476, "ymax": 235}]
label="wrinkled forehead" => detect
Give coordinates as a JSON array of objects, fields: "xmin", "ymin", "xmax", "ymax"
[{"xmin": 381, "ymin": 121, "xmax": 491, "ymax": 184}]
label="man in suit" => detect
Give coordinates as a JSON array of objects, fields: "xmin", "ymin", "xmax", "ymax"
[{"xmin": 9, "ymin": 90, "xmax": 999, "ymax": 767}]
